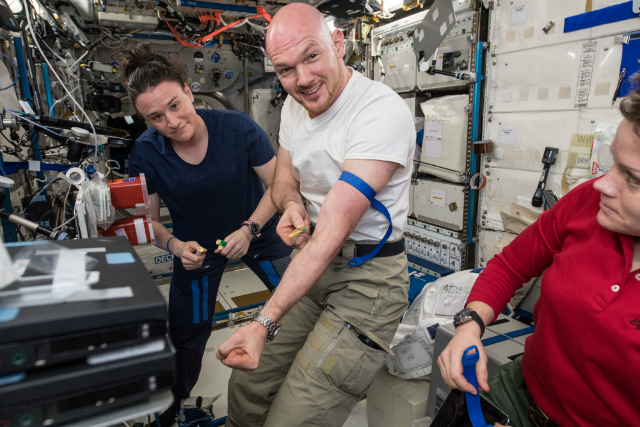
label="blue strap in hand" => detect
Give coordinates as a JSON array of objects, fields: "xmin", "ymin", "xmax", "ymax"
[
  {"xmin": 338, "ymin": 171, "xmax": 393, "ymax": 267},
  {"xmin": 462, "ymin": 345, "xmax": 492, "ymax": 427}
]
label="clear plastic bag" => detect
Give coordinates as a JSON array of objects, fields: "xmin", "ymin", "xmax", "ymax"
[
  {"xmin": 12, "ymin": 242, "xmax": 98, "ymax": 275},
  {"xmin": 0, "ymin": 241, "xmax": 18, "ymax": 290},
  {"xmin": 86, "ymin": 172, "xmax": 116, "ymax": 230},
  {"xmin": 81, "ymin": 180, "xmax": 99, "ymax": 238},
  {"xmin": 590, "ymin": 122, "xmax": 616, "ymax": 178}
]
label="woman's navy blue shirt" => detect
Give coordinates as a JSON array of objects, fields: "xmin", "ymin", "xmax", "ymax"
[{"xmin": 128, "ymin": 109, "xmax": 277, "ymax": 249}]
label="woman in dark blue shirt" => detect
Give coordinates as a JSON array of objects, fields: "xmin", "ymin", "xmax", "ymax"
[{"xmin": 119, "ymin": 44, "xmax": 292, "ymax": 426}]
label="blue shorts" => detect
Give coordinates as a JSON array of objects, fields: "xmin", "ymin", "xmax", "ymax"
[
  {"xmin": 166, "ymin": 222, "xmax": 293, "ymax": 408},
  {"xmin": 169, "ymin": 224, "xmax": 293, "ymax": 328}
]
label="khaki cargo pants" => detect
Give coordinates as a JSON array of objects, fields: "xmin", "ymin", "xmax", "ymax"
[{"xmin": 226, "ymin": 239, "xmax": 409, "ymax": 427}]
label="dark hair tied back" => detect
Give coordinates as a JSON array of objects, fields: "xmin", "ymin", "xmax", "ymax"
[{"xmin": 113, "ymin": 43, "xmax": 188, "ymax": 107}]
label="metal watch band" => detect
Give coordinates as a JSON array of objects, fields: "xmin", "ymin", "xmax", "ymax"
[
  {"xmin": 252, "ymin": 313, "xmax": 280, "ymax": 342},
  {"xmin": 241, "ymin": 220, "xmax": 261, "ymax": 238}
]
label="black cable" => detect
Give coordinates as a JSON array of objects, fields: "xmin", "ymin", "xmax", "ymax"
[
  {"xmin": 1, "ymin": 131, "xmax": 19, "ymax": 147},
  {"xmin": 16, "ymin": 226, "xmax": 27, "ymax": 242},
  {"xmin": 36, "ymin": 209, "xmax": 55, "ymax": 224}
]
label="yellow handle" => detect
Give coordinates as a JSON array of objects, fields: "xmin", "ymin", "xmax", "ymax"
[{"xmin": 288, "ymin": 228, "xmax": 308, "ymax": 238}]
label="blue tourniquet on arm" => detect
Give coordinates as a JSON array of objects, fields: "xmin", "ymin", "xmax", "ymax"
[{"xmin": 338, "ymin": 171, "xmax": 393, "ymax": 267}]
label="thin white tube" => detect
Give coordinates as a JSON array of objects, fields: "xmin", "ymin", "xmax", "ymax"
[{"xmin": 22, "ymin": 0, "xmax": 99, "ymax": 165}]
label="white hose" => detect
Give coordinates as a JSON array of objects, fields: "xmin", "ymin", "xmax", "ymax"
[{"xmin": 22, "ymin": 0, "xmax": 99, "ymax": 165}]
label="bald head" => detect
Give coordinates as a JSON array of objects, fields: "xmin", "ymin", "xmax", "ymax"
[
  {"xmin": 265, "ymin": 3, "xmax": 349, "ymax": 119},
  {"xmin": 266, "ymin": 3, "xmax": 332, "ymax": 54}
]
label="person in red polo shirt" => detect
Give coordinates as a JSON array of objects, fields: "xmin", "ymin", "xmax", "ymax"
[{"xmin": 437, "ymin": 85, "xmax": 640, "ymax": 427}]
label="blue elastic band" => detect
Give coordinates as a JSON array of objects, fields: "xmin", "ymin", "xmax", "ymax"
[
  {"xmin": 462, "ymin": 345, "xmax": 492, "ymax": 427},
  {"xmin": 338, "ymin": 171, "xmax": 393, "ymax": 267}
]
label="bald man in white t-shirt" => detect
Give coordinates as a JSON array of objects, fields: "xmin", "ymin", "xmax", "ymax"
[{"xmin": 218, "ymin": 4, "xmax": 416, "ymax": 426}]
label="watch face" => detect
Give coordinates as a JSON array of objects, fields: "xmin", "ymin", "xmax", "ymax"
[
  {"xmin": 250, "ymin": 223, "xmax": 260, "ymax": 234},
  {"xmin": 454, "ymin": 307, "xmax": 472, "ymax": 322}
]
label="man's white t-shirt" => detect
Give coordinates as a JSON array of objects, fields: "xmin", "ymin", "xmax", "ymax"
[{"xmin": 279, "ymin": 70, "xmax": 415, "ymax": 242}]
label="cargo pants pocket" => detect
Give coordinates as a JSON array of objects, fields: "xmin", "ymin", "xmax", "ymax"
[
  {"xmin": 325, "ymin": 328, "xmax": 387, "ymax": 398},
  {"xmin": 297, "ymin": 309, "xmax": 386, "ymax": 399}
]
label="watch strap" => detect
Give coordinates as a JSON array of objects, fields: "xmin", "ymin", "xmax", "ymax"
[
  {"xmin": 252, "ymin": 312, "xmax": 280, "ymax": 342},
  {"xmin": 455, "ymin": 309, "xmax": 486, "ymax": 338},
  {"xmin": 470, "ymin": 311, "xmax": 486, "ymax": 338}
]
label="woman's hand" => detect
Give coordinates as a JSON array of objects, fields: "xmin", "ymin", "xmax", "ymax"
[
  {"xmin": 436, "ymin": 321, "xmax": 490, "ymax": 395},
  {"xmin": 277, "ymin": 202, "xmax": 311, "ymax": 248},
  {"xmin": 216, "ymin": 227, "xmax": 253, "ymax": 260},
  {"xmin": 173, "ymin": 240, "xmax": 207, "ymax": 270}
]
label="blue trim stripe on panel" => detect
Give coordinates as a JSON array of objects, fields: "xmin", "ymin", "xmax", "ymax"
[
  {"xmin": 481, "ymin": 326, "xmax": 535, "ymax": 346},
  {"xmin": 408, "ymin": 266, "xmax": 439, "ymax": 283},
  {"xmin": 259, "ymin": 260, "xmax": 281, "ymax": 286},
  {"xmin": 468, "ymin": 41, "xmax": 485, "ymax": 245},
  {"xmin": 4, "ymin": 240, "xmax": 48, "ymax": 247},
  {"xmin": 564, "ymin": 1, "xmax": 637, "ymax": 33},
  {"xmin": 618, "ymin": 37, "xmax": 640, "ymax": 98},
  {"xmin": 211, "ymin": 302, "xmax": 265, "ymax": 323},
  {"xmin": 470, "ymin": 268, "xmax": 484, "ymax": 274},
  {"xmin": 202, "ymin": 276, "xmax": 209, "ymax": 322},
  {"xmin": 407, "ymin": 254, "xmax": 455, "ymax": 276},
  {"xmin": 191, "ymin": 280, "xmax": 200, "ymax": 324},
  {"xmin": 514, "ymin": 308, "xmax": 534, "ymax": 319}
]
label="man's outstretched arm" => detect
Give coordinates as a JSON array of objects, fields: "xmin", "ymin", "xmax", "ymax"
[{"xmin": 217, "ymin": 158, "xmax": 401, "ymax": 373}]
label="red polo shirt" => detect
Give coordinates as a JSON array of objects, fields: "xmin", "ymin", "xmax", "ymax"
[{"xmin": 468, "ymin": 179, "xmax": 640, "ymax": 427}]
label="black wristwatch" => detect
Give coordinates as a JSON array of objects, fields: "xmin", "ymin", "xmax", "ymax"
[
  {"xmin": 453, "ymin": 308, "xmax": 485, "ymax": 337},
  {"xmin": 241, "ymin": 220, "xmax": 261, "ymax": 238}
]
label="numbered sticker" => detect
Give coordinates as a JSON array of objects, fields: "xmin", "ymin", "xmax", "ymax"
[
  {"xmin": 435, "ymin": 292, "xmax": 467, "ymax": 316},
  {"xmin": 393, "ymin": 342, "xmax": 432, "ymax": 371}
]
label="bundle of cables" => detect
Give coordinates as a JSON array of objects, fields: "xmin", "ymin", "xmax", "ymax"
[{"xmin": 157, "ymin": 2, "xmax": 271, "ymax": 49}]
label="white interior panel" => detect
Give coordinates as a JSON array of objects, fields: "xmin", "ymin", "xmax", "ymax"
[
  {"xmin": 590, "ymin": 0, "xmax": 640, "ymax": 38},
  {"xmin": 478, "ymin": 0, "xmax": 637, "ymax": 268},
  {"xmin": 418, "ymin": 95, "xmax": 470, "ymax": 177},
  {"xmin": 489, "ymin": 40, "xmax": 581, "ymax": 112},
  {"xmin": 491, "ymin": 0, "xmax": 590, "ymax": 55},
  {"xmin": 491, "ymin": 0, "xmax": 635, "ymax": 54},
  {"xmin": 413, "ymin": 179, "xmax": 466, "ymax": 231},
  {"xmin": 485, "ymin": 111, "xmax": 580, "ymax": 172},
  {"xmin": 416, "ymin": 33, "xmax": 475, "ymax": 90},
  {"xmin": 477, "ymin": 229, "xmax": 514, "ymax": 267},
  {"xmin": 585, "ymin": 37, "xmax": 624, "ymax": 108},
  {"xmin": 480, "ymin": 167, "xmax": 588, "ymax": 231},
  {"xmin": 577, "ymin": 108, "xmax": 624, "ymax": 133},
  {"xmin": 488, "ymin": 35, "xmax": 622, "ymax": 112}
]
